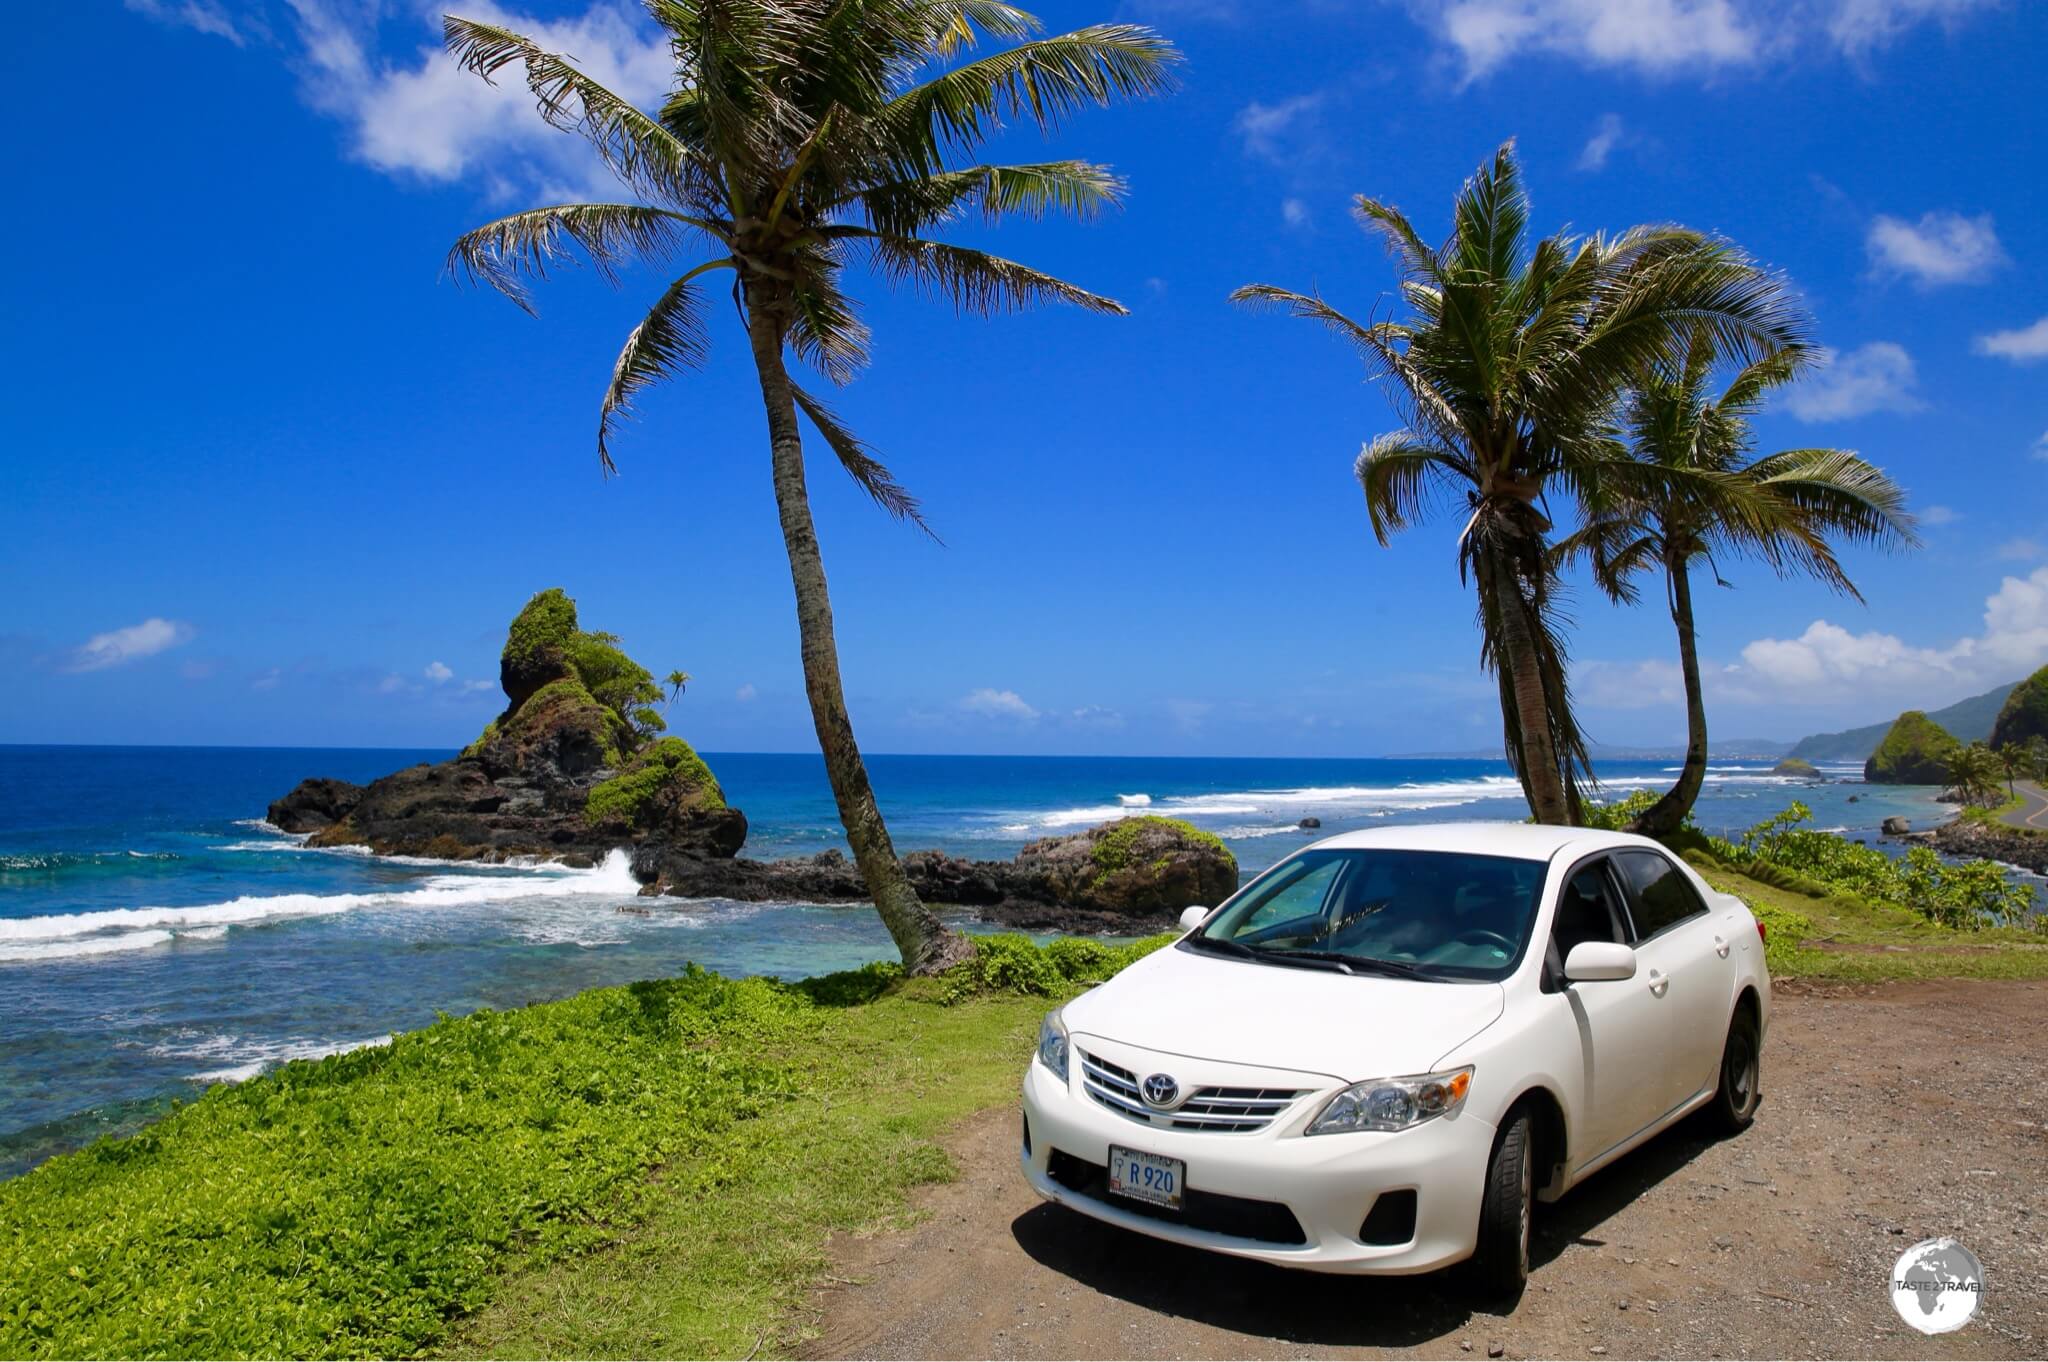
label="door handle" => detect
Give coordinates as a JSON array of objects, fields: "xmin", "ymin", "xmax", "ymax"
[
  {"xmin": 1714, "ymin": 934, "xmax": 1730, "ymax": 959},
  {"xmin": 1648, "ymin": 970, "xmax": 1669, "ymax": 997}
]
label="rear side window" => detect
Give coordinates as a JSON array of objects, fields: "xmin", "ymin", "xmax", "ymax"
[{"xmin": 1613, "ymin": 851, "xmax": 1707, "ymax": 938}]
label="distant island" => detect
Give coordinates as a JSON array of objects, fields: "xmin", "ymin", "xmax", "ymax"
[{"xmin": 1786, "ymin": 679, "xmax": 2017, "ymax": 764}]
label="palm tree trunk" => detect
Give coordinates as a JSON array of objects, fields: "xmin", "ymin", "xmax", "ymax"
[
  {"xmin": 1631, "ymin": 556, "xmax": 1707, "ymax": 838},
  {"xmin": 744, "ymin": 304, "xmax": 966, "ymax": 974},
  {"xmin": 1482, "ymin": 545, "xmax": 1572, "ymax": 824}
]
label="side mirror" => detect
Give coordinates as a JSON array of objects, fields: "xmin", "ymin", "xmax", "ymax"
[
  {"xmin": 1179, "ymin": 905, "xmax": 1210, "ymax": 931},
  {"xmin": 1563, "ymin": 941, "xmax": 1637, "ymax": 983}
]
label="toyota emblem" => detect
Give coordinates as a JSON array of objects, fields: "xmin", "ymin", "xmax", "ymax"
[{"xmin": 1141, "ymin": 1073, "xmax": 1180, "ymax": 1107}]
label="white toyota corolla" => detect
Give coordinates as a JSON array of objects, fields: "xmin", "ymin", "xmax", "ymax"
[{"xmin": 1019, "ymin": 822, "xmax": 1769, "ymax": 1293}]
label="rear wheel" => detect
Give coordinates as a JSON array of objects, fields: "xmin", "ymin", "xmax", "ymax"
[
  {"xmin": 1467, "ymin": 1111, "xmax": 1532, "ymax": 1298},
  {"xmin": 1706, "ymin": 1007, "xmax": 1762, "ymax": 1134}
]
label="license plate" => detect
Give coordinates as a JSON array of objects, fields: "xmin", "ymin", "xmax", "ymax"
[{"xmin": 1107, "ymin": 1146, "xmax": 1185, "ymax": 1210}]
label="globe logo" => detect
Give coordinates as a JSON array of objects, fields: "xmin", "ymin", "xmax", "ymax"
[{"xmin": 1889, "ymin": 1238, "xmax": 1984, "ymax": 1335}]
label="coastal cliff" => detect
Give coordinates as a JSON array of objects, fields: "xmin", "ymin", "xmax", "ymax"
[
  {"xmin": 1863, "ymin": 710, "xmax": 1959, "ymax": 784},
  {"xmin": 272, "ymin": 591, "xmax": 1237, "ymax": 926}
]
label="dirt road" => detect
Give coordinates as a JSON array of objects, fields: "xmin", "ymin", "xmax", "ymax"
[{"xmin": 808, "ymin": 980, "xmax": 2047, "ymax": 1360}]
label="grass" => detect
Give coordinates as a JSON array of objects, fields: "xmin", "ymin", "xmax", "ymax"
[
  {"xmin": 1693, "ymin": 861, "xmax": 2048, "ymax": 983},
  {"xmin": 0, "ymin": 936, "xmax": 1167, "ymax": 1361}
]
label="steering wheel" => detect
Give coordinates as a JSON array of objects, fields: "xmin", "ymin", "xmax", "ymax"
[{"xmin": 1452, "ymin": 929, "xmax": 1517, "ymax": 955}]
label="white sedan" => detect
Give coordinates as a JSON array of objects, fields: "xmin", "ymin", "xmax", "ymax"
[{"xmin": 1019, "ymin": 822, "xmax": 1769, "ymax": 1294}]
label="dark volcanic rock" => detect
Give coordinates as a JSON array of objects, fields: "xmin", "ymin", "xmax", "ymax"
[
  {"xmin": 1930, "ymin": 816, "xmax": 2048, "ymax": 876},
  {"xmin": 268, "ymin": 778, "xmax": 365, "ymax": 834}
]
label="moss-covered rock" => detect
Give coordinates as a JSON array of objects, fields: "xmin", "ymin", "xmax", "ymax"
[
  {"xmin": 1014, "ymin": 816, "xmax": 1239, "ymax": 916},
  {"xmin": 1988, "ymin": 664, "xmax": 2048, "ymax": 750},
  {"xmin": 1864, "ymin": 711, "xmax": 1960, "ymax": 784},
  {"xmin": 587, "ymin": 738, "xmax": 724, "ymax": 825},
  {"xmin": 500, "ymin": 588, "xmax": 580, "ymax": 709},
  {"xmin": 1770, "ymin": 757, "xmax": 1820, "ymax": 778}
]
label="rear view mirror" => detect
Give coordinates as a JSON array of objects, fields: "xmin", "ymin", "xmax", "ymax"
[
  {"xmin": 1179, "ymin": 905, "xmax": 1209, "ymax": 931},
  {"xmin": 1563, "ymin": 941, "xmax": 1637, "ymax": 983}
]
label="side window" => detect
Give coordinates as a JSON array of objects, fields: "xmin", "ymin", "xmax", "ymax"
[
  {"xmin": 1614, "ymin": 851, "xmax": 1708, "ymax": 939},
  {"xmin": 1230, "ymin": 858, "xmax": 1345, "ymax": 935},
  {"xmin": 1551, "ymin": 860, "xmax": 1627, "ymax": 959}
]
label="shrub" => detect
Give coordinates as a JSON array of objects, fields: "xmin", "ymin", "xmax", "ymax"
[
  {"xmin": 1736, "ymin": 801, "xmax": 2034, "ymax": 929},
  {"xmin": 584, "ymin": 737, "xmax": 725, "ymax": 828},
  {"xmin": 938, "ymin": 932, "xmax": 1178, "ymax": 1005}
]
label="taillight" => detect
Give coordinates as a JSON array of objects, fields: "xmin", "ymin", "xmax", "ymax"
[{"xmin": 1755, "ymin": 918, "xmax": 1767, "ymax": 944}]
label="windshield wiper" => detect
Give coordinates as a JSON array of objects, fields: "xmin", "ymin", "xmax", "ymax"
[
  {"xmin": 1183, "ymin": 934, "xmax": 1258, "ymax": 960},
  {"xmin": 1243, "ymin": 946, "xmax": 1356, "ymax": 976},
  {"xmin": 1257, "ymin": 948, "xmax": 1446, "ymax": 981}
]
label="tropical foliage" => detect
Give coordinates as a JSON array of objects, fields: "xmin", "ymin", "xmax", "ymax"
[
  {"xmin": 1233, "ymin": 142, "xmax": 1804, "ymax": 824},
  {"xmin": 444, "ymin": 0, "xmax": 1178, "ymax": 968},
  {"xmin": 1944, "ymin": 742, "xmax": 2004, "ymax": 806},
  {"xmin": 1564, "ymin": 335, "xmax": 1916, "ymax": 834}
]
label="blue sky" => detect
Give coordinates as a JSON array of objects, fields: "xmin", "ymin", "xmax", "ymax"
[{"xmin": 4, "ymin": 0, "xmax": 2045, "ymax": 756}]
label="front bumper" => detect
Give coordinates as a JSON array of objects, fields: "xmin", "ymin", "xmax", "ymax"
[{"xmin": 1019, "ymin": 1047, "xmax": 1498, "ymax": 1274}]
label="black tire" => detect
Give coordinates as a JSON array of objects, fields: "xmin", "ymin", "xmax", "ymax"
[
  {"xmin": 1467, "ymin": 1111, "xmax": 1533, "ymax": 1299},
  {"xmin": 1705, "ymin": 1006, "xmax": 1762, "ymax": 1135}
]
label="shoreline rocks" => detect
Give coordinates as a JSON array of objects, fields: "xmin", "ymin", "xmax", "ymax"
[{"xmin": 1927, "ymin": 817, "xmax": 2048, "ymax": 877}]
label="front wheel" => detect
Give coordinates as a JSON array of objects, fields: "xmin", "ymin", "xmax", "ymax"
[
  {"xmin": 1467, "ymin": 1112, "xmax": 1532, "ymax": 1298},
  {"xmin": 1705, "ymin": 1007, "xmax": 1762, "ymax": 1134}
]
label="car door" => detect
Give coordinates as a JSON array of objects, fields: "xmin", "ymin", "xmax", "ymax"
[
  {"xmin": 1546, "ymin": 857, "xmax": 1670, "ymax": 1166},
  {"xmin": 1611, "ymin": 849, "xmax": 1733, "ymax": 1118}
]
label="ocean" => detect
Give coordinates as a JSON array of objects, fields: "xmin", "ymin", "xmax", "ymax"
[{"xmin": 0, "ymin": 744, "xmax": 1945, "ymax": 1178}]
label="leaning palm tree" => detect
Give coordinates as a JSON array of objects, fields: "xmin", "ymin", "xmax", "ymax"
[
  {"xmin": 1233, "ymin": 142, "xmax": 1804, "ymax": 824},
  {"xmin": 1562, "ymin": 336, "xmax": 1917, "ymax": 836},
  {"xmin": 443, "ymin": 2, "xmax": 1177, "ymax": 971}
]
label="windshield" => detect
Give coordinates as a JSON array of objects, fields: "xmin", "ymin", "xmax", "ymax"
[{"xmin": 1188, "ymin": 847, "xmax": 1547, "ymax": 982}]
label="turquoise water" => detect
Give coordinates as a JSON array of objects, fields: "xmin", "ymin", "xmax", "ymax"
[{"xmin": 0, "ymin": 744, "xmax": 1945, "ymax": 1177}]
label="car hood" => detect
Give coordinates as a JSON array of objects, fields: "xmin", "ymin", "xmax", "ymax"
[{"xmin": 1062, "ymin": 944, "xmax": 1506, "ymax": 1082}]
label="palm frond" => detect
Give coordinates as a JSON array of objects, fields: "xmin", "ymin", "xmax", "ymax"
[
  {"xmin": 850, "ymin": 160, "xmax": 1125, "ymax": 236},
  {"xmin": 877, "ymin": 26, "xmax": 1179, "ymax": 175},
  {"xmin": 446, "ymin": 203, "xmax": 711, "ymax": 314},
  {"xmin": 1353, "ymin": 432, "xmax": 1474, "ymax": 545},
  {"xmin": 444, "ymin": 16, "xmax": 698, "ymax": 205},
  {"xmin": 850, "ymin": 231, "xmax": 1125, "ymax": 314},
  {"xmin": 789, "ymin": 384, "xmax": 938, "ymax": 539},
  {"xmin": 597, "ymin": 261, "xmax": 727, "ymax": 472}
]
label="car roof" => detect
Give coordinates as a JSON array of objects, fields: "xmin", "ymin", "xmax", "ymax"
[{"xmin": 1304, "ymin": 820, "xmax": 1662, "ymax": 863}]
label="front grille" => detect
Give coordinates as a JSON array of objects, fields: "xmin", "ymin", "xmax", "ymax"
[
  {"xmin": 1046, "ymin": 1147, "xmax": 1307, "ymax": 1246},
  {"xmin": 1079, "ymin": 1051, "xmax": 1305, "ymax": 1134}
]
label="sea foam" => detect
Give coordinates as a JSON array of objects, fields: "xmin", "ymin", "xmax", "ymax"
[{"xmin": 0, "ymin": 850, "xmax": 641, "ymax": 962}]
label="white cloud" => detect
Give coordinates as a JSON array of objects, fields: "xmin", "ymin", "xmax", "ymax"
[
  {"xmin": 1431, "ymin": 0, "xmax": 1758, "ymax": 81},
  {"xmin": 959, "ymin": 688, "xmax": 1039, "ymax": 722},
  {"xmin": 1728, "ymin": 566, "xmax": 2048, "ymax": 706},
  {"xmin": 64, "ymin": 618, "xmax": 194, "ymax": 673},
  {"xmin": 1782, "ymin": 342, "xmax": 1923, "ymax": 421},
  {"xmin": 1997, "ymin": 538, "xmax": 2043, "ymax": 562},
  {"xmin": 252, "ymin": 668, "xmax": 282, "ymax": 691},
  {"xmin": 734, "ymin": 683, "xmax": 758, "ymax": 702},
  {"xmin": 460, "ymin": 678, "xmax": 497, "ymax": 695},
  {"xmin": 1232, "ymin": 94, "xmax": 1322, "ymax": 160},
  {"xmin": 425, "ymin": 660, "xmax": 454, "ymax": 683},
  {"xmin": 1974, "ymin": 316, "xmax": 2048, "ymax": 364},
  {"xmin": 1576, "ymin": 112, "xmax": 1628, "ymax": 170},
  {"xmin": 1866, "ymin": 211, "xmax": 2005, "ymax": 286},
  {"xmin": 1166, "ymin": 698, "xmax": 1213, "ymax": 732},
  {"xmin": 1280, "ymin": 197, "xmax": 1310, "ymax": 227},
  {"xmin": 1921, "ymin": 504, "xmax": 1959, "ymax": 526},
  {"xmin": 1578, "ymin": 658, "xmax": 1684, "ymax": 709},
  {"xmin": 289, "ymin": 0, "xmax": 674, "ymax": 200},
  {"xmin": 377, "ymin": 674, "xmax": 409, "ymax": 694},
  {"xmin": 1828, "ymin": 0, "xmax": 2000, "ymax": 57},
  {"xmin": 2032, "ymin": 431, "xmax": 2048, "ymax": 461},
  {"xmin": 125, "ymin": 0, "xmax": 247, "ymax": 46}
]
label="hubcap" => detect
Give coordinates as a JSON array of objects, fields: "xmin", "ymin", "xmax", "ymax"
[{"xmin": 1729, "ymin": 1035, "xmax": 1757, "ymax": 1107}]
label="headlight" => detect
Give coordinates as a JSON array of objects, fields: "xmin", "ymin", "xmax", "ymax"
[
  {"xmin": 1305, "ymin": 1066, "xmax": 1473, "ymax": 1135},
  {"xmin": 1036, "ymin": 1008, "xmax": 1069, "ymax": 1083}
]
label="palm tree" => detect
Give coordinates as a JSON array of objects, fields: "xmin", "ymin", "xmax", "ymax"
[
  {"xmin": 1946, "ymin": 743, "xmax": 2002, "ymax": 807},
  {"xmin": 443, "ymin": 2, "xmax": 1177, "ymax": 971},
  {"xmin": 1995, "ymin": 740, "xmax": 2028, "ymax": 799},
  {"xmin": 664, "ymin": 669, "xmax": 691, "ymax": 706},
  {"xmin": 1232, "ymin": 142, "xmax": 1804, "ymax": 823},
  {"xmin": 1563, "ymin": 337, "xmax": 1917, "ymax": 836}
]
